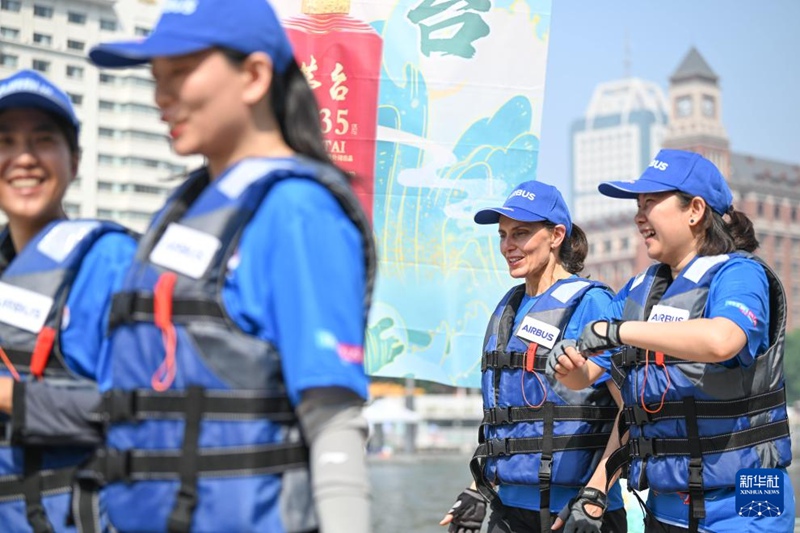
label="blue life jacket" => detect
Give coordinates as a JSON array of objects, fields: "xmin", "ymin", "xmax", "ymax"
[
  {"xmin": 606, "ymin": 254, "xmax": 791, "ymax": 531},
  {"xmin": 471, "ymin": 279, "xmax": 618, "ymax": 524},
  {"xmin": 76, "ymin": 158, "xmax": 376, "ymax": 533},
  {"xmin": 0, "ymin": 219, "xmax": 131, "ymax": 533}
]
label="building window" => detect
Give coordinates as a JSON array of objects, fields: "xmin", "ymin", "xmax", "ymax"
[
  {"xmin": 1, "ymin": 0, "xmax": 21, "ymax": 12},
  {"xmin": 0, "ymin": 54, "xmax": 18, "ymax": 67},
  {"xmin": 676, "ymin": 95, "xmax": 693, "ymax": 117},
  {"xmin": 33, "ymin": 4, "xmax": 53, "ymax": 18},
  {"xmin": 603, "ymin": 240, "xmax": 612, "ymax": 253},
  {"xmin": 67, "ymin": 39, "xmax": 85, "ymax": 51},
  {"xmin": 774, "ymin": 204, "xmax": 781, "ymax": 220},
  {"xmin": 67, "ymin": 93, "xmax": 83, "ymax": 106},
  {"xmin": 98, "ymin": 127, "xmax": 115, "ymax": 138},
  {"xmin": 64, "ymin": 203, "xmax": 80, "ymax": 216},
  {"xmin": 757, "ymin": 201, "xmax": 764, "ymax": 217},
  {"xmin": 98, "ymin": 209, "xmax": 114, "ymax": 218},
  {"xmin": 97, "ymin": 181, "xmax": 114, "ymax": 191},
  {"xmin": 99, "ymin": 73, "xmax": 117, "ymax": 84},
  {"xmin": 701, "ymin": 95, "xmax": 716, "ymax": 118},
  {"xmin": 98, "ymin": 101, "xmax": 116, "ymax": 112},
  {"xmin": 128, "ymin": 76, "xmax": 155, "ymax": 88},
  {"xmin": 33, "ymin": 33, "xmax": 52, "ymax": 46},
  {"xmin": 32, "ymin": 59, "xmax": 50, "ymax": 73},
  {"xmin": 134, "ymin": 26, "xmax": 151, "ymax": 37},
  {"xmin": 66, "ymin": 65, "xmax": 84, "ymax": 79},
  {"xmin": 621, "ymin": 237, "xmax": 629, "ymax": 251},
  {"xmin": 99, "ymin": 18, "xmax": 117, "ymax": 31},
  {"xmin": 67, "ymin": 11, "xmax": 86, "ymax": 24},
  {"xmin": 0, "ymin": 26, "xmax": 20, "ymax": 39}
]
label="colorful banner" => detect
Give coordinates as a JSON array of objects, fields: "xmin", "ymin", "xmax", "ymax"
[{"xmin": 275, "ymin": 0, "xmax": 553, "ymax": 388}]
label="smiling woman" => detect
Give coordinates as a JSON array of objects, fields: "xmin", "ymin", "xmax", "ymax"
[
  {"xmin": 440, "ymin": 180, "xmax": 627, "ymax": 533},
  {"xmin": 0, "ymin": 69, "xmax": 137, "ymax": 533}
]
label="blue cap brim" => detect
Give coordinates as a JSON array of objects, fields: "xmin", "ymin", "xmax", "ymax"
[
  {"xmin": 474, "ymin": 207, "xmax": 547, "ymax": 225},
  {"xmin": 598, "ymin": 179, "xmax": 675, "ymax": 200},
  {"xmin": 89, "ymin": 35, "xmax": 215, "ymax": 68},
  {"xmin": 0, "ymin": 94, "xmax": 78, "ymax": 131}
]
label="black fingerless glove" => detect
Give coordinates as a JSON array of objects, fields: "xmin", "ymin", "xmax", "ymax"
[
  {"xmin": 446, "ymin": 487, "xmax": 486, "ymax": 533},
  {"xmin": 577, "ymin": 320, "xmax": 626, "ymax": 354},
  {"xmin": 558, "ymin": 487, "xmax": 608, "ymax": 533}
]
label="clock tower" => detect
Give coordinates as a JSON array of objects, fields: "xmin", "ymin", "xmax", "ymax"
[{"xmin": 663, "ymin": 47, "xmax": 731, "ymax": 177}]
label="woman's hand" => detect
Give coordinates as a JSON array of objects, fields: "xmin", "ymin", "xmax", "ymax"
[{"xmin": 439, "ymin": 487, "xmax": 486, "ymax": 533}]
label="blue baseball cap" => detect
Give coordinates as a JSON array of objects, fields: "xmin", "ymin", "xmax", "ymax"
[
  {"xmin": 474, "ymin": 181, "xmax": 573, "ymax": 236},
  {"xmin": 0, "ymin": 70, "xmax": 79, "ymax": 134},
  {"xmin": 598, "ymin": 149, "xmax": 733, "ymax": 214},
  {"xmin": 88, "ymin": 0, "xmax": 294, "ymax": 73}
]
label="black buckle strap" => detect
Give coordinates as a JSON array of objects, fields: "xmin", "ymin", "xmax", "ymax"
[
  {"xmin": 1, "ymin": 347, "xmax": 67, "ymax": 374},
  {"xmin": 627, "ymin": 419, "xmax": 790, "ymax": 458},
  {"xmin": 167, "ymin": 386, "xmax": 203, "ymax": 533},
  {"xmin": 538, "ymin": 403, "xmax": 554, "ymax": 533},
  {"xmin": 102, "ymin": 389, "xmax": 297, "ymax": 424},
  {"xmin": 21, "ymin": 448, "xmax": 54, "ymax": 533},
  {"xmin": 621, "ymin": 389, "xmax": 787, "ymax": 426},
  {"xmin": 482, "ymin": 404, "xmax": 618, "ymax": 426},
  {"xmin": 0, "ymin": 467, "xmax": 77, "ymax": 501},
  {"xmin": 475, "ymin": 431, "xmax": 611, "ymax": 460},
  {"xmin": 108, "ymin": 292, "xmax": 226, "ymax": 331},
  {"xmin": 80, "ymin": 441, "xmax": 308, "ymax": 485},
  {"xmin": 481, "ymin": 349, "xmax": 549, "ymax": 373}
]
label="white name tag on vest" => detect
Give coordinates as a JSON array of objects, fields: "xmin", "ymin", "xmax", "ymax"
[
  {"xmin": 647, "ymin": 304, "xmax": 690, "ymax": 323},
  {"xmin": 514, "ymin": 316, "xmax": 560, "ymax": 349},
  {"xmin": 149, "ymin": 223, "xmax": 221, "ymax": 279},
  {"xmin": 0, "ymin": 282, "xmax": 53, "ymax": 333}
]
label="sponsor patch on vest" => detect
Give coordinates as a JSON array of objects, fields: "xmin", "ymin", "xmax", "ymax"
[
  {"xmin": 0, "ymin": 282, "xmax": 53, "ymax": 333},
  {"xmin": 149, "ymin": 223, "xmax": 221, "ymax": 279},
  {"xmin": 647, "ymin": 304, "xmax": 689, "ymax": 323},
  {"xmin": 37, "ymin": 221, "xmax": 101, "ymax": 263},
  {"xmin": 514, "ymin": 316, "xmax": 560, "ymax": 349}
]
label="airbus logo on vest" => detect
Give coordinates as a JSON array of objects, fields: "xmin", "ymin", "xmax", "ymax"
[
  {"xmin": 515, "ymin": 316, "xmax": 560, "ymax": 349},
  {"xmin": 509, "ymin": 189, "xmax": 536, "ymax": 202},
  {"xmin": 647, "ymin": 304, "xmax": 690, "ymax": 323},
  {"xmin": 150, "ymin": 223, "xmax": 222, "ymax": 279},
  {"xmin": 0, "ymin": 282, "xmax": 54, "ymax": 333},
  {"xmin": 648, "ymin": 159, "xmax": 669, "ymax": 171}
]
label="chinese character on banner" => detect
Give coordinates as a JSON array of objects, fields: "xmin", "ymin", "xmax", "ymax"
[{"xmin": 283, "ymin": 0, "xmax": 383, "ymax": 221}]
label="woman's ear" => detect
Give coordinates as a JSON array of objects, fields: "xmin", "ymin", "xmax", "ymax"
[
  {"xmin": 550, "ymin": 224, "xmax": 567, "ymax": 249},
  {"xmin": 240, "ymin": 51, "xmax": 274, "ymax": 106},
  {"xmin": 689, "ymin": 196, "xmax": 707, "ymax": 227}
]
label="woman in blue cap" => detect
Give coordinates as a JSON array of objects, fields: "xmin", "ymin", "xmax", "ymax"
[
  {"xmin": 440, "ymin": 180, "xmax": 627, "ymax": 533},
  {"xmin": 549, "ymin": 149, "xmax": 794, "ymax": 532},
  {"xmin": 0, "ymin": 69, "xmax": 136, "ymax": 532},
  {"xmin": 78, "ymin": 1, "xmax": 376, "ymax": 532}
]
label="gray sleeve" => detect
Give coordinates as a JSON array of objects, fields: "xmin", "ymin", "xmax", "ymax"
[
  {"xmin": 297, "ymin": 389, "xmax": 371, "ymax": 533},
  {"xmin": 11, "ymin": 380, "xmax": 104, "ymax": 447}
]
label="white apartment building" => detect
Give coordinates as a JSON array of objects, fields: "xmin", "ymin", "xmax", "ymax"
[
  {"xmin": 0, "ymin": 0, "xmax": 199, "ymax": 231},
  {"xmin": 570, "ymin": 78, "xmax": 669, "ymax": 222}
]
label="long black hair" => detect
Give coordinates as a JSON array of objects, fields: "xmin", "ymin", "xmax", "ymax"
[{"xmin": 219, "ymin": 48, "xmax": 333, "ymax": 166}]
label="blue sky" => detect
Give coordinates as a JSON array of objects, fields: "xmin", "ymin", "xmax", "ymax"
[{"xmin": 536, "ymin": 0, "xmax": 800, "ymax": 195}]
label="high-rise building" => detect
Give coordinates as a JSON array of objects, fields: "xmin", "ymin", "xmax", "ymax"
[
  {"xmin": 570, "ymin": 77, "xmax": 668, "ymax": 222},
  {"xmin": 0, "ymin": 0, "xmax": 199, "ymax": 231},
  {"xmin": 580, "ymin": 48, "xmax": 800, "ymax": 330}
]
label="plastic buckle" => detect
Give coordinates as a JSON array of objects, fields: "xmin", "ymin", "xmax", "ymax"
[
  {"xmin": 631, "ymin": 437, "xmax": 654, "ymax": 458},
  {"xmin": 105, "ymin": 390, "xmax": 137, "ymax": 424},
  {"xmin": 103, "ymin": 449, "xmax": 132, "ymax": 484},
  {"xmin": 25, "ymin": 502, "xmax": 54, "ymax": 533},
  {"xmin": 167, "ymin": 485, "xmax": 198, "ymax": 533},
  {"xmin": 491, "ymin": 407, "xmax": 511, "ymax": 425},
  {"xmin": 626, "ymin": 405, "xmax": 651, "ymax": 426},
  {"xmin": 487, "ymin": 438, "xmax": 509, "ymax": 457},
  {"xmin": 538, "ymin": 457, "xmax": 552, "ymax": 483}
]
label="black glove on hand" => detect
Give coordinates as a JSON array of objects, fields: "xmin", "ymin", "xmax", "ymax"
[
  {"xmin": 545, "ymin": 340, "xmax": 577, "ymax": 379},
  {"xmin": 558, "ymin": 487, "xmax": 608, "ymax": 533},
  {"xmin": 577, "ymin": 320, "xmax": 625, "ymax": 355},
  {"xmin": 446, "ymin": 487, "xmax": 486, "ymax": 533}
]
